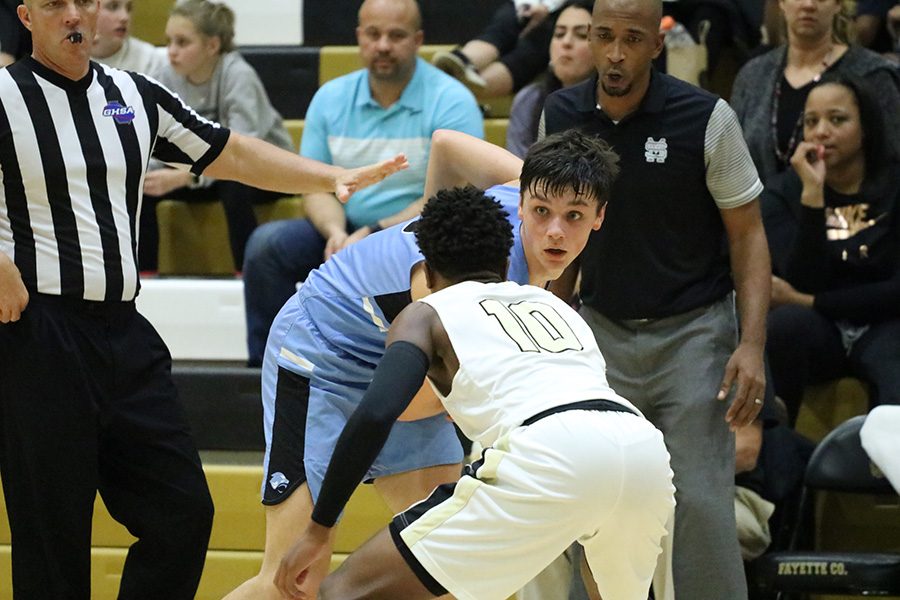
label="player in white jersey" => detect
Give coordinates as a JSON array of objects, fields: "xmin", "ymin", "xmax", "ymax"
[
  {"xmin": 228, "ymin": 128, "xmax": 621, "ymax": 600},
  {"xmin": 274, "ymin": 187, "xmax": 677, "ymax": 600}
]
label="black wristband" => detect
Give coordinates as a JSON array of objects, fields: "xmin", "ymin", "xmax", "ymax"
[{"xmin": 310, "ymin": 341, "xmax": 429, "ymax": 527}]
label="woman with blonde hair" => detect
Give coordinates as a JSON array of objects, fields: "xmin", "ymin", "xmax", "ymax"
[
  {"xmin": 731, "ymin": 0, "xmax": 900, "ymax": 186},
  {"xmin": 142, "ymin": 0, "xmax": 294, "ymax": 271}
]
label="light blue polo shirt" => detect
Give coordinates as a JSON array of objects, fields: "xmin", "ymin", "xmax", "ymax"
[{"xmin": 300, "ymin": 57, "xmax": 483, "ymax": 228}]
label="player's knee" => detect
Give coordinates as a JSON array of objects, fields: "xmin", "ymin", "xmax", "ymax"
[
  {"xmin": 319, "ymin": 565, "xmax": 369, "ymax": 600},
  {"xmin": 318, "ymin": 576, "xmax": 345, "ymax": 600}
]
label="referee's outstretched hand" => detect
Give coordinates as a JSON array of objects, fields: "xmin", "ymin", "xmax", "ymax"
[
  {"xmin": 335, "ymin": 154, "xmax": 409, "ymax": 203},
  {"xmin": 0, "ymin": 253, "xmax": 28, "ymax": 323}
]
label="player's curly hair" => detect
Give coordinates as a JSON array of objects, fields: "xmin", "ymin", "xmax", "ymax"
[
  {"xmin": 415, "ymin": 186, "xmax": 513, "ymax": 281},
  {"xmin": 520, "ymin": 130, "xmax": 620, "ymax": 212}
]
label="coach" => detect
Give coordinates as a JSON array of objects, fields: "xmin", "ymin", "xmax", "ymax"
[
  {"xmin": 0, "ymin": 1, "xmax": 404, "ymax": 598},
  {"xmin": 542, "ymin": 0, "xmax": 770, "ymax": 598}
]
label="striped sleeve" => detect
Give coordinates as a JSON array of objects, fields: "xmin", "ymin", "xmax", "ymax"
[
  {"xmin": 704, "ymin": 98, "xmax": 763, "ymax": 209},
  {"xmin": 137, "ymin": 74, "xmax": 230, "ymax": 174}
]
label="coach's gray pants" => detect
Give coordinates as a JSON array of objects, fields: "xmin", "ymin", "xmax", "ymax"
[{"xmin": 580, "ymin": 296, "xmax": 746, "ymax": 600}]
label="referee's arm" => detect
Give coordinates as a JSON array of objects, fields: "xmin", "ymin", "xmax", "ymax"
[
  {"xmin": 0, "ymin": 253, "xmax": 28, "ymax": 323},
  {"xmin": 201, "ymin": 132, "xmax": 409, "ymax": 204}
]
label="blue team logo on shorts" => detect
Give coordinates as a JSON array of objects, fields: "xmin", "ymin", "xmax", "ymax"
[
  {"xmin": 269, "ymin": 471, "xmax": 290, "ymax": 493},
  {"xmin": 102, "ymin": 101, "xmax": 136, "ymax": 124}
]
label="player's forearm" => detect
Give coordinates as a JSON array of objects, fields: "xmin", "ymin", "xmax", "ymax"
[
  {"xmin": 203, "ymin": 132, "xmax": 342, "ymax": 195},
  {"xmin": 304, "ymin": 192, "xmax": 347, "ymax": 238},
  {"xmin": 730, "ymin": 220, "xmax": 771, "ymax": 348},
  {"xmin": 423, "ymin": 130, "xmax": 522, "ymax": 201}
]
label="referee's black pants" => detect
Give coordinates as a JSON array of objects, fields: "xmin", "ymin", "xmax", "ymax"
[{"xmin": 0, "ymin": 294, "xmax": 214, "ymax": 600}]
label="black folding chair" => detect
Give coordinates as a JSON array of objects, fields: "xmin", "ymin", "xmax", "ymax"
[{"xmin": 750, "ymin": 415, "xmax": 900, "ymax": 599}]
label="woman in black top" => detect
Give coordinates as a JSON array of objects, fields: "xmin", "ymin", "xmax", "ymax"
[{"xmin": 762, "ymin": 73, "xmax": 900, "ymax": 425}]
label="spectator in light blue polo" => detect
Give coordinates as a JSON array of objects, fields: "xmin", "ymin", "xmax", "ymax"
[{"xmin": 241, "ymin": 0, "xmax": 482, "ymax": 367}]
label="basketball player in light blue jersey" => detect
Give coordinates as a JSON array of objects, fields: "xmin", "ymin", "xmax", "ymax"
[{"xmin": 225, "ymin": 129, "xmax": 620, "ymax": 600}]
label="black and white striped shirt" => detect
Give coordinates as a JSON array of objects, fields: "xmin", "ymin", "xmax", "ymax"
[{"xmin": 0, "ymin": 57, "xmax": 229, "ymax": 301}]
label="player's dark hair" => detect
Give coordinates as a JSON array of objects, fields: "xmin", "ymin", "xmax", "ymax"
[
  {"xmin": 520, "ymin": 130, "xmax": 620, "ymax": 212},
  {"xmin": 415, "ymin": 186, "xmax": 513, "ymax": 281}
]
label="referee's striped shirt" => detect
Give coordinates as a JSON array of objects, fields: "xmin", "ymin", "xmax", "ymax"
[{"xmin": 0, "ymin": 56, "xmax": 230, "ymax": 302}]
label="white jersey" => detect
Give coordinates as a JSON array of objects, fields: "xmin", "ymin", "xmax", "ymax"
[{"xmin": 420, "ymin": 280, "xmax": 637, "ymax": 447}]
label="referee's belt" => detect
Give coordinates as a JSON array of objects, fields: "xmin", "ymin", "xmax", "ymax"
[{"xmin": 522, "ymin": 399, "xmax": 638, "ymax": 426}]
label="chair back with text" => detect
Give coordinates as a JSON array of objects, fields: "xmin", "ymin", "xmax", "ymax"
[{"xmin": 750, "ymin": 415, "xmax": 900, "ymax": 599}]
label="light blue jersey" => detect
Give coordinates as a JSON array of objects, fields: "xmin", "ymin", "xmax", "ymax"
[
  {"xmin": 300, "ymin": 184, "xmax": 525, "ymax": 368},
  {"xmin": 261, "ymin": 185, "xmax": 526, "ymax": 505}
]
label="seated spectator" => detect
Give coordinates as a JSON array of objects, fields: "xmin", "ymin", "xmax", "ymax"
[
  {"xmin": 432, "ymin": 0, "xmax": 565, "ymax": 98},
  {"xmin": 761, "ymin": 73, "xmax": 900, "ymax": 426},
  {"xmin": 506, "ymin": 0, "xmax": 594, "ymax": 158},
  {"xmin": 661, "ymin": 0, "xmax": 766, "ymax": 81},
  {"xmin": 854, "ymin": 0, "xmax": 898, "ymax": 56},
  {"xmin": 91, "ymin": 0, "xmax": 167, "ymax": 77},
  {"xmin": 241, "ymin": 0, "xmax": 482, "ymax": 367},
  {"xmin": 731, "ymin": 0, "xmax": 900, "ymax": 187},
  {"xmin": 141, "ymin": 0, "xmax": 294, "ymax": 272}
]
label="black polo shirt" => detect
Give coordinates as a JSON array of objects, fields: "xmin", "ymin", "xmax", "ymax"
[{"xmin": 544, "ymin": 70, "xmax": 742, "ymax": 320}]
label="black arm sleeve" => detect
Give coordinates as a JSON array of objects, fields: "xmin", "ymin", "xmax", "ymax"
[{"xmin": 310, "ymin": 341, "xmax": 430, "ymax": 527}]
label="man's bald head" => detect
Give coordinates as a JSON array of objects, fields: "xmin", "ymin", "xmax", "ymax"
[
  {"xmin": 593, "ymin": 0, "xmax": 662, "ymax": 31},
  {"xmin": 358, "ymin": 0, "xmax": 422, "ymax": 32}
]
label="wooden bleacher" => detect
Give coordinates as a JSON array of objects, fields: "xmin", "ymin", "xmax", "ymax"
[
  {"xmin": 0, "ymin": 458, "xmax": 393, "ymax": 599},
  {"xmin": 131, "ymin": 1, "xmax": 507, "ymax": 48}
]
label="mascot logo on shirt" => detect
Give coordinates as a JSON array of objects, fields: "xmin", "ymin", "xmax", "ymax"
[
  {"xmin": 102, "ymin": 101, "xmax": 136, "ymax": 125},
  {"xmin": 644, "ymin": 137, "xmax": 668, "ymax": 163}
]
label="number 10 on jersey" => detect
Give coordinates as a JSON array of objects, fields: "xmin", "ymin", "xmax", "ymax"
[{"xmin": 480, "ymin": 299, "xmax": 584, "ymax": 354}]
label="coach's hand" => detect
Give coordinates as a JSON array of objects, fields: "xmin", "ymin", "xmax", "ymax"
[
  {"xmin": 274, "ymin": 522, "xmax": 332, "ymax": 599},
  {"xmin": 718, "ymin": 341, "xmax": 766, "ymax": 431},
  {"xmin": 0, "ymin": 253, "xmax": 28, "ymax": 323}
]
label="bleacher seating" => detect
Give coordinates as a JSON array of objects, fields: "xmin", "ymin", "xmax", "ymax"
[
  {"xmin": 154, "ymin": 42, "xmax": 511, "ymax": 276},
  {"xmin": 0, "ymin": 460, "xmax": 393, "ymax": 600},
  {"xmin": 239, "ymin": 46, "xmax": 319, "ymax": 119},
  {"xmin": 303, "ymin": 0, "xmax": 507, "ymax": 46},
  {"xmin": 155, "ymin": 196, "xmax": 305, "ymax": 275},
  {"xmin": 132, "ymin": 0, "xmax": 509, "ymax": 48}
]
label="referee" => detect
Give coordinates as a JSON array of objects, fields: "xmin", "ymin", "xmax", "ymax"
[{"xmin": 0, "ymin": 1, "xmax": 405, "ymax": 598}]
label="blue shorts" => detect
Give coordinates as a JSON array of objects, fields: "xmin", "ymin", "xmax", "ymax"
[{"xmin": 260, "ymin": 294, "xmax": 464, "ymax": 506}]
